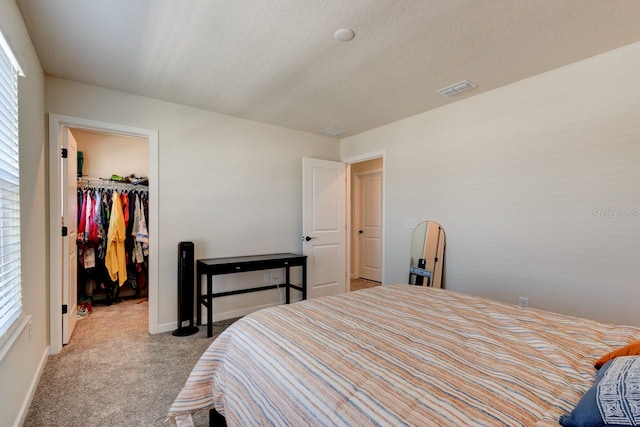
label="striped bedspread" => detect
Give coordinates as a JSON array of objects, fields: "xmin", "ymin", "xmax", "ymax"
[{"xmin": 168, "ymin": 285, "xmax": 640, "ymax": 426}]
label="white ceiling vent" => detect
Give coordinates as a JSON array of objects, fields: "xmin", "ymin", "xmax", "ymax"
[
  {"xmin": 321, "ymin": 127, "xmax": 349, "ymax": 137},
  {"xmin": 436, "ymin": 80, "xmax": 477, "ymax": 97}
]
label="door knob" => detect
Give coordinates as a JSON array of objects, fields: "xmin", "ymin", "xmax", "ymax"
[
  {"xmin": 304, "ymin": 236, "xmax": 316, "ymax": 242},
  {"xmin": 358, "ymin": 230, "xmax": 363, "ymax": 234}
]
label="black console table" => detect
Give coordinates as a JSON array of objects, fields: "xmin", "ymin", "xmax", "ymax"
[{"xmin": 196, "ymin": 253, "xmax": 307, "ymax": 337}]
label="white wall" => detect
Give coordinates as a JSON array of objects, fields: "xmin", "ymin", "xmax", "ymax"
[
  {"xmin": 46, "ymin": 77, "xmax": 340, "ymax": 329},
  {"xmin": 0, "ymin": 2, "xmax": 48, "ymax": 427},
  {"xmin": 72, "ymin": 129, "xmax": 149, "ymax": 178},
  {"xmin": 341, "ymin": 41, "xmax": 640, "ymax": 327}
]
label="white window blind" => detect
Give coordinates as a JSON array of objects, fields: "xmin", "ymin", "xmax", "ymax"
[{"xmin": 0, "ymin": 30, "xmax": 22, "ymax": 340}]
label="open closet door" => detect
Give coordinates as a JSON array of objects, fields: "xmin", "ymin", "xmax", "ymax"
[
  {"xmin": 302, "ymin": 158, "xmax": 346, "ymax": 299},
  {"xmin": 62, "ymin": 129, "xmax": 78, "ymax": 344}
]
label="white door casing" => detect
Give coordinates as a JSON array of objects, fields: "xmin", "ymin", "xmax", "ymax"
[
  {"xmin": 49, "ymin": 114, "xmax": 159, "ymax": 354},
  {"xmin": 302, "ymin": 157, "xmax": 346, "ymax": 299},
  {"xmin": 62, "ymin": 129, "xmax": 78, "ymax": 344},
  {"xmin": 358, "ymin": 171, "xmax": 382, "ymax": 282},
  {"xmin": 343, "ymin": 151, "xmax": 386, "ymax": 287}
]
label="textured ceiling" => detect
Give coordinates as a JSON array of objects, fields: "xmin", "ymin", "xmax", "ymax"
[{"xmin": 17, "ymin": 0, "xmax": 640, "ymax": 137}]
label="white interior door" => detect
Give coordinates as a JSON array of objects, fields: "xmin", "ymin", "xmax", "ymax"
[
  {"xmin": 302, "ymin": 158, "xmax": 346, "ymax": 299},
  {"xmin": 62, "ymin": 129, "xmax": 78, "ymax": 344},
  {"xmin": 358, "ymin": 171, "xmax": 382, "ymax": 281}
]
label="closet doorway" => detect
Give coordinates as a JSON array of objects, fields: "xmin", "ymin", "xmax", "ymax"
[
  {"xmin": 49, "ymin": 114, "xmax": 159, "ymax": 354},
  {"xmin": 71, "ymin": 129, "xmax": 149, "ymax": 344},
  {"xmin": 349, "ymin": 157, "xmax": 384, "ymax": 291}
]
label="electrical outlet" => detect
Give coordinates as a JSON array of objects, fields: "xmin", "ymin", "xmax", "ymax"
[
  {"xmin": 270, "ymin": 272, "xmax": 278, "ymax": 281},
  {"xmin": 518, "ymin": 296, "xmax": 529, "ymax": 307},
  {"xmin": 404, "ymin": 218, "xmax": 417, "ymax": 229},
  {"xmin": 263, "ymin": 273, "xmax": 270, "ymax": 283}
]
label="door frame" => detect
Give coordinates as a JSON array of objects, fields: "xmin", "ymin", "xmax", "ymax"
[
  {"xmin": 48, "ymin": 114, "xmax": 159, "ymax": 354},
  {"xmin": 343, "ymin": 150, "xmax": 386, "ymax": 288}
]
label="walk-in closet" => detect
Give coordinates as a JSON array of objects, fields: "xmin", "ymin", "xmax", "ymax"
[{"xmin": 70, "ymin": 129, "xmax": 150, "ymax": 327}]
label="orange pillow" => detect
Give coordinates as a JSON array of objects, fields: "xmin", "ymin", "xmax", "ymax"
[{"xmin": 595, "ymin": 341, "xmax": 640, "ymax": 369}]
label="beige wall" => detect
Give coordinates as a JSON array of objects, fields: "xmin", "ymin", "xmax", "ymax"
[
  {"xmin": 0, "ymin": 2, "xmax": 47, "ymax": 426},
  {"xmin": 351, "ymin": 157, "xmax": 382, "ymax": 174},
  {"xmin": 341, "ymin": 41, "xmax": 640, "ymax": 327},
  {"xmin": 71, "ymin": 129, "xmax": 149, "ymax": 179},
  {"xmin": 46, "ymin": 77, "xmax": 340, "ymax": 330}
]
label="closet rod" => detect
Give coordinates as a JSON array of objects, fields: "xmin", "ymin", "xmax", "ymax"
[{"xmin": 77, "ymin": 177, "xmax": 149, "ymax": 192}]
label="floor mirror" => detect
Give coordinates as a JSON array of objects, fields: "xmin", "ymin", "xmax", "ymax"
[{"xmin": 408, "ymin": 221, "xmax": 445, "ymax": 288}]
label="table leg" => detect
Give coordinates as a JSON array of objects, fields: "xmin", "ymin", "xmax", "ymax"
[
  {"xmin": 207, "ymin": 273, "xmax": 213, "ymax": 338},
  {"xmin": 196, "ymin": 267, "xmax": 202, "ymax": 326},
  {"xmin": 302, "ymin": 260, "xmax": 307, "ymax": 300},
  {"xmin": 285, "ymin": 266, "xmax": 291, "ymax": 304}
]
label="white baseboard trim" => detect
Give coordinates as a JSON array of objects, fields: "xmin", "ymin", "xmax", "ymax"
[
  {"xmin": 156, "ymin": 299, "xmax": 303, "ymax": 333},
  {"xmin": 156, "ymin": 322, "xmax": 177, "ymax": 334},
  {"xmin": 15, "ymin": 346, "xmax": 49, "ymax": 427}
]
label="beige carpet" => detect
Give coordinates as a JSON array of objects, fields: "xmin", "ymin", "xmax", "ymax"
[{"xmin": 24, "ymin": 299, "xmax": 233, "ymax": 427}]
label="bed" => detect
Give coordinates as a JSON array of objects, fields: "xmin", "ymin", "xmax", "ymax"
[{"xmin": 168, "ymin": 285, "xmax": 640, "ymax": 426}]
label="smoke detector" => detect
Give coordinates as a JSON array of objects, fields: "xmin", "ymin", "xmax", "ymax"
[
  {"xmin": 334, "ymin": 29, "xmax": 355, "ymax": 42},
  {"xmin": 436, "ymin": 80, "xmax": 477, "ymax": 97}
]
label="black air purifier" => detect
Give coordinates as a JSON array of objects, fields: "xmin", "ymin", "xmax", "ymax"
[{"xmin": 172, "ymin": 241, "xmax": 199, "ymax": 336}]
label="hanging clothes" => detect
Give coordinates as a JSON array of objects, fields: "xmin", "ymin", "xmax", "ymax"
[
  {"xmin": 77, "ymin": 179, "xmax": 150, "ymax": 305},
  {"xmin": 121, "ymin": 191, "xmax": 130, "ymax": 229},
  {"xmin": 87, "ymin": 191, "xmax": 99, "ymax": 243},
  {"xmin": 105, "ymin": 190, "xmax": 127, "ymax": 286},
  {"xmin": 136, "ymin": 194, "xmax": 149, "ymax": 256},
  {"xmin": 78, "ymin": 189, "xmax": 88, "ymax": 242},
  {"xmin": 93, "ymin": 191, "xmax": 106, "ymax": 260}
]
